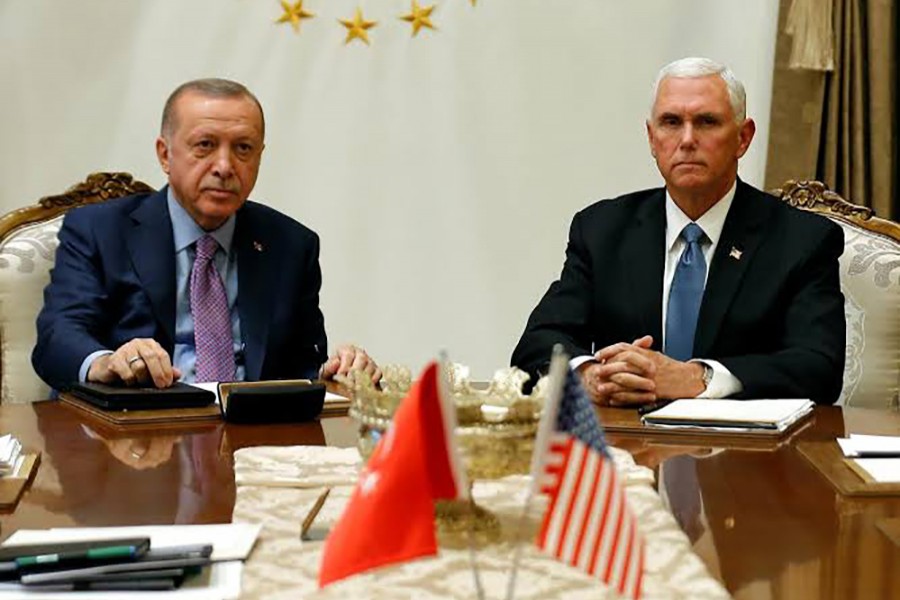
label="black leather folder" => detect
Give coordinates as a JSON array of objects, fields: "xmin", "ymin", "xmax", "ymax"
[
  {"xmin": 67, "ymin": 382, "xmax": 215, "ymax": 411},
  {"xmin": 219, "ymin": 381, "xmax": 325, "ymax": 424}
]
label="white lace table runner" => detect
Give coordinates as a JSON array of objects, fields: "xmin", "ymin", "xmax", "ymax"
[{"xmin": 233, "ymin": 445, "xmax": 729, "ymax": 599}]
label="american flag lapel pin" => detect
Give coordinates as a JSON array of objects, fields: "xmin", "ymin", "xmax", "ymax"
[
  {"xmin": 253, "ymin": 241, "xmax": 264, "ymax": 252},
  {"xmin": 729, "ymin": 246, "xmax": 743, "ymax": 260}
]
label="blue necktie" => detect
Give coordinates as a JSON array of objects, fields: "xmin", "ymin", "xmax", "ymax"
[{"xmin": 665, "ymin": 223, "xmax": 707, "ymax": 361}]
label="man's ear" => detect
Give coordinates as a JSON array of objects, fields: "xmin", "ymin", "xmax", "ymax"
[
  {"xmin": 646, "ymin": 120, "xmax": 657, "ymax": 158},
  {"xmin": 155, "ymin": 136, "xmax": 170, "ymax": 174},
  {"xmin": 735, "ymin": 118, "xmax": 756, "ymax": 159}
]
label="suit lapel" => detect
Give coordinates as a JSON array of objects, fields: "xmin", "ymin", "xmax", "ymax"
[
  {"xmin": 126, "ymin": 189, "xmax": 177, "ymax": 350},
  {"xmin": 694, "ymin": 181, "xmax": 771, "ymax": 356},
  {"xmin": 235, "ymin": 206, "xmax": 277, "ymax": 381},
  {"xmin": 622, "ymin": 190, "xmax": 666, "ymax": 350}
]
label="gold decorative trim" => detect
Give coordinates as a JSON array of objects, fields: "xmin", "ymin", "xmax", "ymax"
[
  {"xmin": 0, "ymin": 172, "xmax": 154, "ymax": 242},
  {"xmin": 773, "ymin": 180, "xmax": 900, "ymax": 243}
]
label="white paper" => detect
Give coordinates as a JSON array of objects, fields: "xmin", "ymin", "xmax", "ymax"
[
  {"xmin": 6, "ymin": 454, "xmax": 25, "ymax": 478},
  {"xmin": 838, "ymin": 434, "xmax": 900, "ymax": 457},
  {"xmin": 0, "ymin": 434, "xmax": 22, "ymax": 473},
  {"xmin": 325, "ymin": 391, "xmax": 348, "ymax": 404},
  {"xmin": 187, "ymin": 382, "xmax": 221, "ymax": 405},
  {"xmin": 0, "ymin": 525, "xmax": 256, "ymax": 599},
  {"xmin": 851, "ymin": 458, "xmax": 900, "ymax": 483},
  {"xmin": 642, "ymin": 399, "xmax": 814, "ymax": 431},
  {"xmin": 2, "ymin": 523, "xmax": 260, "ymax": 562}
]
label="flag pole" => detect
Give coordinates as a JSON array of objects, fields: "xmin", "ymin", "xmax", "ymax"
[
  {"xmin": 505, "ymin": 345, "xmax": 569, "ymax": 600},
  {"xmin": 467, "ymin": 525, "xmax": 486, "ymax": 600},
  {"xmin": 438, "ymin": 352, "xmax": 485, "ymax": 600}
]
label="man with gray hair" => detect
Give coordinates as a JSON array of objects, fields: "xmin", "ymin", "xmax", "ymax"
[
  {"xmin": 512, "ymin": 57, "xmax": 845, "ymax": 405},
  {"xmin": 34, "ymin": 78, "xmax": 381, "ymax": 390}
]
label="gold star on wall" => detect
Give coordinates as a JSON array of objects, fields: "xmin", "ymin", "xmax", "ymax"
[
  {"xmin": 338, "ymin": 7, "xmax": 378, "ymax": 45},
  {"xmin": 400, "ymin": 1, "xmax": 436, "ymax": 37},
  {"xmin": 275, "ymin": 0, "xmax": 315, "ymax": 33}
]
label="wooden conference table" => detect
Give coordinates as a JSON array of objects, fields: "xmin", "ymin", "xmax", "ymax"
[{"xmin": 1, "ymin": 393, "xmax": 899, "ymax": 600}]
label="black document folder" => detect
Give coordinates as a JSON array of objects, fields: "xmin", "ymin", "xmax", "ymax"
[
  {"xmin": 67, "ymin": 382, "xmax": 215, "ymax": 411},
  {"xmin": 219, "ymin": 381, "xmax": 325, "ymax": 423}
]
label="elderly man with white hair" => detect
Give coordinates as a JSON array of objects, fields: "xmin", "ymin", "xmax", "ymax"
[{"xmin": 512, "ymin": 57, "xmax": 845, "ymax": 406}]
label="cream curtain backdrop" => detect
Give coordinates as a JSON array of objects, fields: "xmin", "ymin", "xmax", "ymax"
[{"xmin": 0, "ymin": 0, "xmax": 778, "ymax": 379}]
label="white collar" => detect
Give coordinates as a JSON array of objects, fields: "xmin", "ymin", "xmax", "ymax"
[{"xmin": 664, "ymin": 182, "xmax": 736, "ymax": 252}]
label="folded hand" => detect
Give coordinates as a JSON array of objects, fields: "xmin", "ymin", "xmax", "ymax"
[{"xmin": 581, "ymin": 335, "xmax": 705, "ymax": 405}]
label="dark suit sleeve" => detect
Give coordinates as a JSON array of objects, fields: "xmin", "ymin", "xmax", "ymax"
[
  {"xmin": 720, "ymin": 221, "xmax": 846, "ymax": 404},
  {"xmin": 511, "ymin": 210, "xmax": 596, "ymax": 379},
  {"xmin": 32, "ymin": 210, "xmax": 111, "ymax": 389},
  {"xmin": 287, "ymin": 232, "xmax": 328, "ymax": 379}
]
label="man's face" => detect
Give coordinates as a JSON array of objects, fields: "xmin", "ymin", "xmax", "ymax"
[
  {"xmin": 646, "ymin": 75, "xmax": 754, "ymax": 201},
  {"xmin": 156, "ymin": 92, "xmax": 264, "ymax": 230}
]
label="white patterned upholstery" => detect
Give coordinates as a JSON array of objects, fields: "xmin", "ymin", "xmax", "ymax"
[
  {"xmin": 0, "ymin": 217, "xmax": 62, "ymax": 403},
  {"xmin": 0, "ymin": 172, "xmax": 153, "ymax": 404},
  {"xmin": 776, "ymin": 181, "xmax": 900, "ymax": 410},
  {"xmin": 831, "ymin": 219, "xmax": 900, "ymax": 408}
]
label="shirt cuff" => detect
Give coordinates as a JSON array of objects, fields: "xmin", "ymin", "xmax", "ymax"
[
  {"xmin": 569, "ymin": 355, "xmax": 596, "ymax": 372},
  {"xmin": 79, "ymin": 350, "xmax": 113, "ymax": 383},
  {"xmin": 691, "ymin": 359, "xmax": 743, "ymax": 399}
]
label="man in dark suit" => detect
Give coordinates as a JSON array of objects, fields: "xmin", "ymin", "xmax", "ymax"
[
  {"xmin": 512, "ymin": 58, "xmax": 845, "ymax": 405},
  {"xmin": 33, "ymin": 78, "xmax": 380, "ymax": 390}
]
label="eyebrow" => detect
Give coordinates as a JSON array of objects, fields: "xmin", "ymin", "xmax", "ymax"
[{"xmin": 655, "ymin": 111, "xmax": 724, "ymax": 122}]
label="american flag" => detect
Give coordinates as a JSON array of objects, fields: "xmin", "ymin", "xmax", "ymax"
[{"xmin": 535, "ymin": 367, "xmax": 645, "ymax": 599}]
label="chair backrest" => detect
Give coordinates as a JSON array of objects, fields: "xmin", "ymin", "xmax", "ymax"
[
  {"xmin": 775, "ymin": 180, "xmax": 900, "ymax": 410},
  {"xmin": 0, "ymin": 173, "xmax": 154, "ymax": 404}
]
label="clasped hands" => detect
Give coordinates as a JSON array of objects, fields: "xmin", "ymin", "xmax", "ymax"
[
  {"xmin": 87, "ymin": 338, "xmax": 382, "ymax": 388},
  {"xmin": 579, "ymin": 335, "xmax": 705, "ymax": 406}
]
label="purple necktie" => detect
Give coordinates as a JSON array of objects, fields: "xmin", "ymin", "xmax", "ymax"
[{"xmin": 191, "ymin": 235, "xmax": 235, "ymax": 382}]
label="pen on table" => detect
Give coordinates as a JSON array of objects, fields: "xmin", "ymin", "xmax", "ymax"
[
  {"xmin": 13, "ymin": 544, "xmax": 140, "ymax": 568},
  {"xmin": 637, "ymin": 401, "xmax": 673, "ymax": 416},
  {"xmin": 301, "ymin": 487, "xmax": 331, "ymax": 541},
  {"xmin": 850, "ymin": 451, "xmax": 900, "ymax": 458}
]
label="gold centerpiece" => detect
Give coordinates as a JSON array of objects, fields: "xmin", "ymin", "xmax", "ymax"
[{"xmin": 343, "ymin": 363, "xmax": 548, "ymax": 543}]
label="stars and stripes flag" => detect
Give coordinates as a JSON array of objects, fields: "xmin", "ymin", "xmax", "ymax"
[
  {"xmin": 318, "ymin": 360, "xmax": 468, "ymax": 588},
  {"xmin": 532, "ymin": 356, "xmax": 645, "ymax": 598}
]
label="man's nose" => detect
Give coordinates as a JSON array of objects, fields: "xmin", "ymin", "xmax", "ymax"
[
  {"xmin": 679, "ymin": 123, "xmax": 698, "ymax": 149},
  {"xmin": 211, "ymin": 148, "xmax": 235, "ymax": 179}
]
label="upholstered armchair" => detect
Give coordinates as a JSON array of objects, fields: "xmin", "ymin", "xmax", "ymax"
[
  {"xmin": 775, "ymin": 180, "xmax": 900, "ymax": 410},
  {"xmin": 0, "ymin": 173, "xmax": 154, "ymax": 404}
]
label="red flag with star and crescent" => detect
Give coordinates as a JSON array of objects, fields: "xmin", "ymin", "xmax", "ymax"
[{"xmin": 318, "ymin": 361, "xmax": 468, "ymax": 587}]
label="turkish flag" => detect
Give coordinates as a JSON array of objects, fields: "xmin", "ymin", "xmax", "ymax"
[{"xmin": 318, "ymin": 361, "xmax": 467, "ymax": 587}]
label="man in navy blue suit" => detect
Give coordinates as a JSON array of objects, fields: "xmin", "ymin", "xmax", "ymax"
[{"xmin": 33, "ymin": 78, "xmax": 380, "ymax": 390}]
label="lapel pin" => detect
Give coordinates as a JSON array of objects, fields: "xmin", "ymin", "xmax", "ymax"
[
  {"xmin": 729, "ymin": 246, "xmax": 743, "ymax": 261},
  {"xmin": 253, "ymin": 241, "xmax": 264, "ymax": 252}
]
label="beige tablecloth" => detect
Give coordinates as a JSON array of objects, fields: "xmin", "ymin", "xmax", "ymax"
[{"xmin": 232, "ymin": 445, "xmax": 729, "ymax": 599}]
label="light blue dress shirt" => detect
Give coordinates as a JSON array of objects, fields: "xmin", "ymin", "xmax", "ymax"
[{"xmin": 79, "ymin": 188, "xmax": 245, "ymax": 383}]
